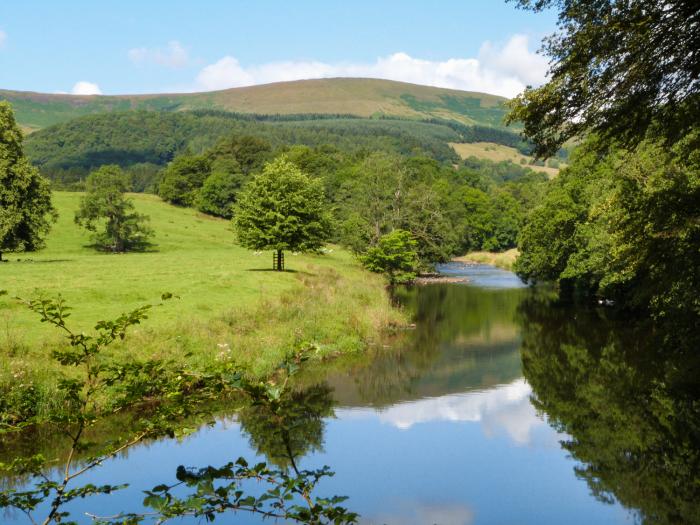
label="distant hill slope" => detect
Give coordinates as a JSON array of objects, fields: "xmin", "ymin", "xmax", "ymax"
[{"xmin": 0, "ymin": 78, "xmax": 510, "ymax": 132}]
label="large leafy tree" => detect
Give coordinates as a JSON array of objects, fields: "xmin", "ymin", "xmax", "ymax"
[
  {"xmin": 75, "ymin": 165, "xmax": 153, "ymax": 252},
  {"xmin": 232, "ymin": 157, "xmax": 332, "ymax": 270},
  {"xmin": 158, "ymin": 154, "xmax": 211, "ymax": 206},
  {"xmin": 507, "ymin": 0, "xmax": 700, "ymax": 157},
  {"xmin": 515, "ymin": 135, "xmax": 699, "ymax": 320},
  {"xmin": 337, "ymin": 153, "xmax": 457, "ymax": 264},
  {"xmin": 209, "ymin": 134, "xmax": 273, "ymax": 175},
  {"xmin": 0, "ymin": 102, "xmax": 57, "ymax": 262},
  {"xmin": 195, "ymin": 170, "xmax": 245, "ymax": 218}
]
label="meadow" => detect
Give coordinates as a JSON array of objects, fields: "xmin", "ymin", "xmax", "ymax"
[
  {"xmin": 0, "ymin": 192, "xmax": 403, "ymax": 415},
  {"xmin": 450, "ymin": 141, "xmax": 562, "ymax": 177}
]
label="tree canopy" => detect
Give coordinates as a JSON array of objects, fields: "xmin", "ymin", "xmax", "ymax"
[
  {"xmin": 507, "ymin": 0, "xmax": 700, "ymax": 157},
  {"xmin": 75, "ymin": 165, "xmax": 153, "ymax": 252},
  {"xmin": 232, "ymin": 157, "xmax": 332, "ymax": 268},
  {"xmin": 360, "ymin": 229, "xmax": 419, "ymax": 284},
  {"xmin": 514, "ymin": 135, "xmax": 700, "ymax": 321},
  {"xmin": 0, "ymin": 101, "xmax": 56, "ymax": 261},
  {"xmin": 158, "ymin": 154, "xmax": 211, "ymax": 206}
]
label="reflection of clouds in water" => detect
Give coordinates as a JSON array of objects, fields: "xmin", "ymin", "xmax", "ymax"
[
  {"xmin": 339, "ymin": 379, "xmax": 562, "ymax": 446},
  {"xmin": 366, "ymin": 502, "xmax": 474, "ymax": 525}
]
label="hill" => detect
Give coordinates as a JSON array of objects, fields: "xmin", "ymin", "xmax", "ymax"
[{"xmin": 0, "ymin": 78, "xmax": 509, "ymax": 132}]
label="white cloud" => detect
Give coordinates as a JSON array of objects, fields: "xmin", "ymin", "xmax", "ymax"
[
  {"xmin": 339, "ymin": 378, "xmax": 567, "ymax": 447},
  {"xmin": 71, "ymin": 81, "xmax": 102, "ymax": 95},
  {"xmin": 0, "ymin": 30, "xmax": 7, "ymax": 48},
  {"xmin": 128, "ymin": 40, "xmax": 190, "ymax": 69},
  {"xmin": 194, "ymin": 34, "xmax": 548, "ymax": 97},
  {"xmin": 373, "ymin": 503, "xmax": 475, "ymax": 525}
]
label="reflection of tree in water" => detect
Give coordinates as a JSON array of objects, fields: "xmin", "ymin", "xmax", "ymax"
[
  {"xmin": 237, "ymin": 383, "xmax": 334, "ymax": 471},
  {"xmin": 395, "ymin": 284, "xmax": 525, "ymax": 354},
  {"xmin": 518, "ymin": 296, "xmax": 700, "ymax": 524},
  {"xmin": 345, "ymin": 284, "xmax": 526, "ymax": 405}
]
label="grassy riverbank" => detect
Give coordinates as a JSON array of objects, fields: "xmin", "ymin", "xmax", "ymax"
[
  {"xmin": 454, "ymin": 249, "xmax": 519, "ymax": 271},
  {"xmin": 0, "ymin": 192, "xmax": 403, "ymax": 418}
]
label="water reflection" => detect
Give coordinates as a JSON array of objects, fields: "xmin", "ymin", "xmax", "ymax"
[
  {"xmin": 343, "ymin": 378, "xmax": 549, "ymax": 446},
  {"xmin": 519, "ymin": 294, "xmax": 700, "ymax": 524},
  {"xmin": 238, "ymin": 383, "xmax": 334, "ymax": 470},
  {"xmin": 322, "ymin": 281, "xmax": 528, "ymax": 408},
  {"xmin": 3, "ymin": 264, "xmax": 698, "ymax": 524}
]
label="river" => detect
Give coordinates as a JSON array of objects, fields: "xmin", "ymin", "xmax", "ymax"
[{"xmin": 2, "ymin": 262, "xmax": 698, "ymax": 524}]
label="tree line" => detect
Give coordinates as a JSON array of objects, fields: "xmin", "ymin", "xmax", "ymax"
[
  {"xmin": 154, "ymin": 133, "xmax": 547, "ymax": 277},
  {"xmin": 508, "ymin": 0, "xmax": 699, "ymax": 323}
]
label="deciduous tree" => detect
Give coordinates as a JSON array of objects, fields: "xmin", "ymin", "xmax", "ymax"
[
  {"xmin": 75, "ymin": 165, "xmax": 153, "ymax": 252},
  {"xmin": 232, "ymin": 157, "xmax": 332, "ymax": 270},
  {"xmin": 506, "ymin": 0, "xmax": 700, "ymax": 157},
  {"xmin": 360, "ymin": 229, "xmax": 419, "ymax": 285},
  {"xmin": 0, "ymin": 102, "xmax": 57, "ymax": 261},
  {"xmin": 158, "ymin": 154, "xmax": 211, "ymax": 206}
]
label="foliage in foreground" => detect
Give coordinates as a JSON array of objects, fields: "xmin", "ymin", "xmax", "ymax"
[
  {"xmin": 506, "ymin": 0, "xmax": 700, "ymax": 158},
  {"xmin": 0, "ymin": 101, "xmax": 57, "ymax": 261},
  {"xmin": 0, "ymin": 295, "xmax": 357, "ymax": 524},
  {"xmin": 74, "ymin": 165, "xmax": 154, "ymax": 252}
]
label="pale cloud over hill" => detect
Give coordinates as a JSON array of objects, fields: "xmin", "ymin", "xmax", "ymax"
[
  {"xmin": 128, "ymin": 40, "xmax": 192, "ymax": 69},
  {"xmin": 195, "ymin": 34, "xmax": 548, "ymax": 98},
  {"xmin": 71, "ymin": 81, "xmax": 102, "ymax": 95}
]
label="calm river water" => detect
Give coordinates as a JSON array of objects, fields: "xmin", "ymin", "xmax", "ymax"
[{"xmin": 3, "ymin": 263, "xmax": 699, "ymax": 524}]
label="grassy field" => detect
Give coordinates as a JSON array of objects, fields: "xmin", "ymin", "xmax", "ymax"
[
  {"xmin": 0, "ymin": 192, "xmax": 403, "ymax": 413},
  {"xmin": 454, "ymin": 249, "xmax": 519, "ymax": 271},
  {"xmin": 1, "ymin": 78, "xmax": 509, "ymax": 131},
  {"xmin": 449, "ymin": 141, "xmax": 562, "ymax": 178}
]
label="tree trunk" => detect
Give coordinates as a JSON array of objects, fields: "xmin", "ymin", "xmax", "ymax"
[
  {"xmin": 275, "ymin": 249, "xmax": 284, "ymax": 271},
  {"xmin": 0, "ymin": 251, "xmax": 3, "ymax": 262}
]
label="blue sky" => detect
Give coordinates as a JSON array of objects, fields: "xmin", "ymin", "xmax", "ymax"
[{"xmin": 0, "ymin": 1, "xmax": 557, "ymax": 97}]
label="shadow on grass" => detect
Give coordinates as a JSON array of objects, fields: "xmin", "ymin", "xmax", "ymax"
[
  {"xmin": 9, "ymin": 259, "xmax": 74, "ymax": 264},
  {"xmin": 81, "ymin": 243, "xmax": 159, "ymax": 253},
  {"xmin": 246, "ymin": 268, "xmax": 300, "ymax": 273}
]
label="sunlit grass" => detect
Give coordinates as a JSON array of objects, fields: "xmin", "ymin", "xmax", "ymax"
[
  {"xmin": 454, "ymin": 249, "xmax": 519, "ymax": 271},
  {"xmin": 0, "ymin": 192, "xmax": 403, "ymax": 409}
]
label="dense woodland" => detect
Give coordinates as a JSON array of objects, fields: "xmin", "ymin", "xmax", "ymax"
[
  {"xmin": 23, "ymin": 111, "xmax": 513, "ymax": 184},
  {"xmin": 18, "ymin": 109, "xmax": 548, "ymax": 265},
  {"xmin": 148, "ymin": 133, "xmax": 547, "ymax": 264}
]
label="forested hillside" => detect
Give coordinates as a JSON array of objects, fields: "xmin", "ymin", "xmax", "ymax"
[{"xmin": 24, "ymin": 110, "xmax": 532, "ymax": 185}]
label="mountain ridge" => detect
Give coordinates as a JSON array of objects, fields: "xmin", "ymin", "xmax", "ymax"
[{"xmin": 0, "ymin": 78, "xmax": 510, "ymax": 132}]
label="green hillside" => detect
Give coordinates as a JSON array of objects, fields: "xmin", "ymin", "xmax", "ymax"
[
  {"xmin": 23, "ymin": 111, "xmax": 472, "ymax": 178},
  {"xmin": 0, "ymin": 192, "xmax": 401, "ymax": 389},
  {"xmin": 0, "ymin": 78, "xmax": 509, "ymax": 133}
]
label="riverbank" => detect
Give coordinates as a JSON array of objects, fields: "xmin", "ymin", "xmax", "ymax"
[
  {"xmin": 453, "ymin": 249, "xmax": 519, "ymax": 271},
  {"xmin": 415, "ymin": 273, "xmax": 469, "ymax": 285},
  {"xmin": 0, "ymin": 192, "xmax": 404, "ymax": 422}
]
